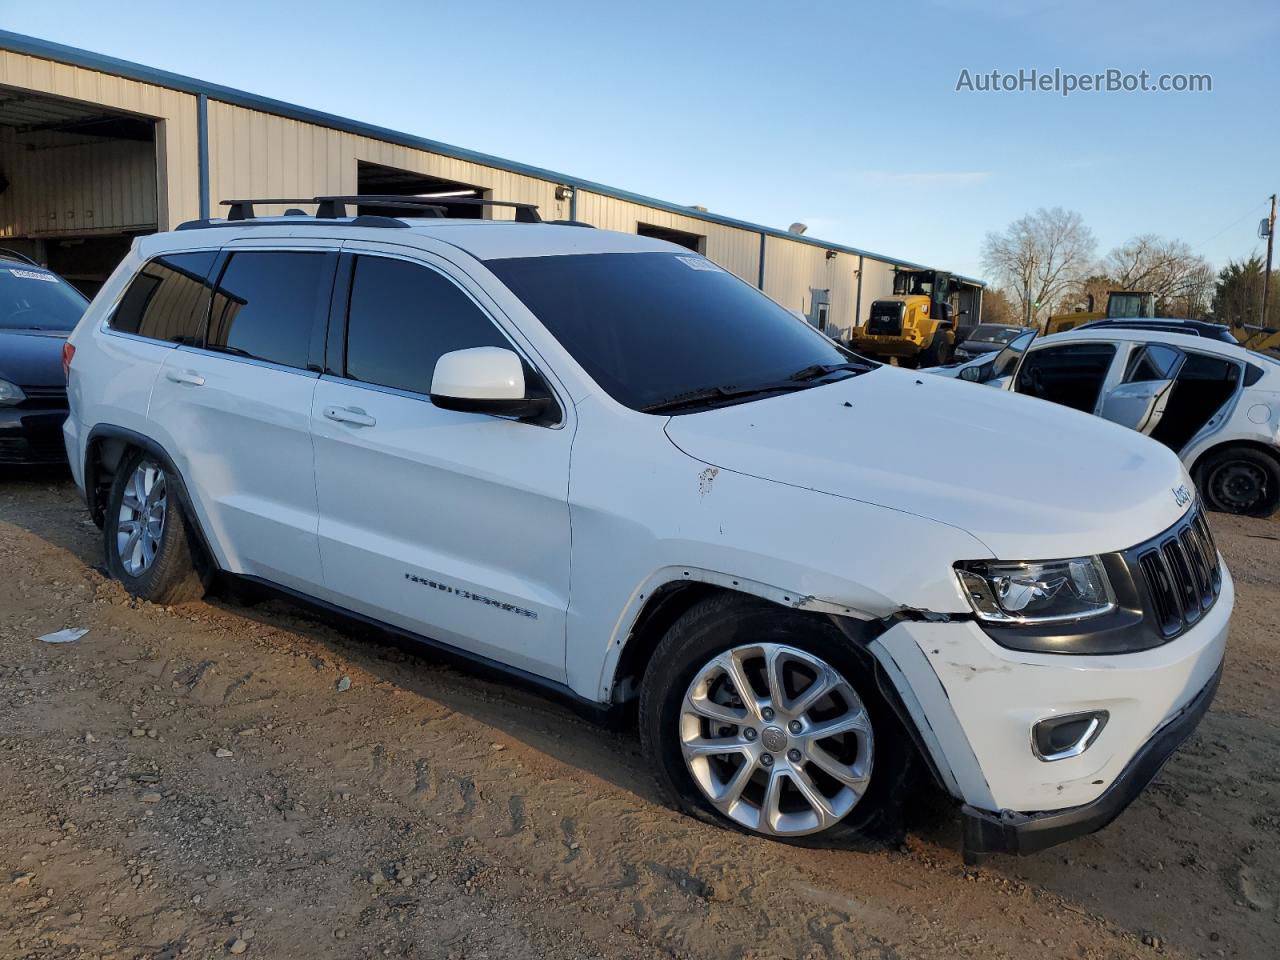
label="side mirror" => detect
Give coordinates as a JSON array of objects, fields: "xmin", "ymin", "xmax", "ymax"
[
  {"xmin": 430, "ymin": 347, "xmax": 549, "ymax": 419},
  {"xmin": 959, "ymin": 364, "xmax": 983, "ymax": 382}
]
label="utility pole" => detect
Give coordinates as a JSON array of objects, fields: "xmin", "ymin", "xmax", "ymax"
[
  {"xmin": 1263, "ymin": 193, "xmax": 1277, "ymax": 330},
  {"xmin": 1023, "ymin": 257, "xmax": 1037, "ymax": 328}
]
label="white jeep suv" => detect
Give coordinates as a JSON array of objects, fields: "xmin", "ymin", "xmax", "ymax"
[{"xmin": 62, "ymin": 198, "xmax": 1231, "ymax": 861}]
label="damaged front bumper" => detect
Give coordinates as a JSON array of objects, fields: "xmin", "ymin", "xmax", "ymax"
[{"xmin": 961, "ymin": 663, "xmax": 1221, "ymax": 862}]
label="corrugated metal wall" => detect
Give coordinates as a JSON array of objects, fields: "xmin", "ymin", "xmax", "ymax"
[
  {"xmin": 859, "ymin": 257, "xmax": 897, "ymax": 309},
  {"xmin": 576, "ymin": 191, "xmax": 761, "ymax": 285},
  {"xmin": 0, "ymin": 49, "xmax": 198, "ymax": 228},
  {"xmin": 0, "ymin": 131, "xmax": 156, "ymax": 237},
  {"xmin": 206, "ymin": 101, "xmax": 569, "ymax": 222}
]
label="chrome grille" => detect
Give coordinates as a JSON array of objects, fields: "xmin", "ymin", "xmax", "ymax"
[{"xmin": 1135, "ymin": 506, "xmax": 1221, "ymax": 639}]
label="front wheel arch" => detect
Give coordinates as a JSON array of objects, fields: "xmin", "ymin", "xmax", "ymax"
[{"xmin": 638, "ymin": 594, "xmax": 916, "ymax": 845}]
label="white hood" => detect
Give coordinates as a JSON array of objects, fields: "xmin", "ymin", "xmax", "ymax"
[{"xmin": 663, "ymin": 366, "xmax": 1192, "ymax": 560}]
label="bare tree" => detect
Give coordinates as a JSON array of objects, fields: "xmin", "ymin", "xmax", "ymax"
[
  {"xmin": 981, "ymin": 209, "xmax": 1097, "ymax": 326},
  {"xmin": 1101, "ymin": 235, "xmax": 1214, "ymax": 316},
  {"xmin": 979, "ymin": 288, "xmax": 1018, "ymax": 325}
]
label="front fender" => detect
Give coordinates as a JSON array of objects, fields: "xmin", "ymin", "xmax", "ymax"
[{"xmin": 564, "ymin": 395, "xmax": 991, "ymax": 702}]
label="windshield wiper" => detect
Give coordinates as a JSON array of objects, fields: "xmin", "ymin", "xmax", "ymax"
[
  {"xmin": 785, "ymin": 361, "xmax": 874, "ymax": 382},
  {"xmin": 641, "ymin": 382, "xmax": 810, "ymax": 414}
]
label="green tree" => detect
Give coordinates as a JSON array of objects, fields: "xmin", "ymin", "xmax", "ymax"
[{"xmin": 1210, "ymin": 256, "xmax": 1280, "ymax": 331}]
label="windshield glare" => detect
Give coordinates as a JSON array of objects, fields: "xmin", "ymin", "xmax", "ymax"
[
  {"xmin": 971, "ymin": 324, "xmax": 1024, "ymax": 344},
  {"xmin": 0, "ymin": 266, "xmax": 88, "ymax": 331},
  {"xmin": 485, "ymin": 251, "xmax": 873, "ymax": 411}
]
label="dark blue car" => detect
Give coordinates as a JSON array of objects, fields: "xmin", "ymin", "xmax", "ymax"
[{"xmin": 0, "ymin": 250, "xmax": 89, "ymax": 465}]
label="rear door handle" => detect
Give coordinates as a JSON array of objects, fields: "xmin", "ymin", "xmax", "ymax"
[
  {"xmin": 165, "ymin": 369, "xmax": 205, "ymax": 386},
  {"xmin": 323, "ymin": 405, "xmax": 376, "ymax": 427}
]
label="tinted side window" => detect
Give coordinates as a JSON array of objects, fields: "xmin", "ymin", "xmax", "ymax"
[
  {"xmin": 1125, "ymin": 344, "xmax": 1181, "ymax": 383},
  {"xmin": 1015, "ymin": 343, "xmax": 1116, "ymax": 413},
  {"xmin": 343, "ymin": 256, "xmax": 508, "ymax": 395},
  {"xmin": 111, "ymin": 252, "xmax": 218, "ymax": 344},
  {"xmin": 207, "ymin": 252, "xmax": 332, "ymax": 368}
]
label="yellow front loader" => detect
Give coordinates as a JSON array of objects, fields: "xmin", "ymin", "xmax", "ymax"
[
  {"xmin": 1045, "ymin": 290, "xmax": 1156, "ymax": 335},
  {"xmin": 848, "ymin": 270, "xmax": 961, "ymax": 368}
]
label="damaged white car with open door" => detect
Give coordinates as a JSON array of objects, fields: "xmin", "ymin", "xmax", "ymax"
[{"xmin": 941, "ymin": 328, "xmax": 1280, "ymax": 517}]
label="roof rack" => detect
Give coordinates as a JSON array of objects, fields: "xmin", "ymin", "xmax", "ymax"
[{"xmin": 218, "ymin": 195, "xmax": 542, "ymax": 223}]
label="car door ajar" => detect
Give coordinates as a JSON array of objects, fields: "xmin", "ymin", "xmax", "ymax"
[
  {"xmin": 1099, "ymin": 343, "xmax": 1185, "ymax": 435},
  {"xmin": 309, "ymin": 247, "xmax": 573, "ymax": 683},
  {"xmin": 1011, "ymin": 341, "xmax": 1119, "ymax": 414},
  {"xmin": 149, "ymin": 242, "xmax": 336, "ymax": 593}
]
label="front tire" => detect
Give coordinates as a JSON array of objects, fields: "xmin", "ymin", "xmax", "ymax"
[
  {"xmin": 1196, "ymin": 446, "xmax": 1280, "ymax": 517},
  {"xmin": 918, "ymin": 330, "xmax": 951, "ymax": 368},
  {"xmin": 639, "ymin": 596, "xmax": 910, "ymax": 846},
  {"xmin": 104, "ymin": 450, "xmax": 206, "ymax": 604}
]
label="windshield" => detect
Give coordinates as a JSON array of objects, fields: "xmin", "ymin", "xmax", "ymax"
[
  {"xmin": 971, "ymin": 324, "xmax": 1024, "ymax": 344},
  {"xmin": 893, "ymin": 271, "xmax": 935, "ymax": 298},
  {"xmin": 0, "ymin": 265, "xmax": 89, "ymax": 331},
  {"xmin": 485, "ymin": 251, "xmax": 874, "ymax": 412}
]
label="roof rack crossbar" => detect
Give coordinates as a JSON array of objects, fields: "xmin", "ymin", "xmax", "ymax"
[{"xmin": 314, "ymin": 195, "xmax": 542, "ymax": 223}]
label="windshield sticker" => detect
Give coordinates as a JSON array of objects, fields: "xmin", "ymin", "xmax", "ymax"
[
  {"xmin": 675, "ymin": 255, "xmax": 721, "ymax": 273},
  {"xmin": 9, "ymin": 268, "xmax": 58, "ymax": 283}
]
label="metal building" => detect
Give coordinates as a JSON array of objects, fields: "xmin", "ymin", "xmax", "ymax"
[{"xmin": 0, "ymin": 31, "xmax": 982, "ymax": 337}]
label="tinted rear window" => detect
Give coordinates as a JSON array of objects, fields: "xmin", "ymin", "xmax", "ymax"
[
  {"xmin": 207, "ymin": 251, "xmax": 332, "ymax": 369},
  {"xmin": 343, "ymin": 256, "xmax": 508, "ymax": 395},
  {"xmin": 112, "ymin": 252, "xmax": 217, "ymax": 343},
  {"xmin": 485, "ymin": 251, "xmax": 858, "ymax": 411},
  {"xmin": 0, "ymin": 264, "xmax": 89, "ymax": 332}
]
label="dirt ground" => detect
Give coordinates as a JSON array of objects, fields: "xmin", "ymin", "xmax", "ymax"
[{"xmin": 0, "ymin": 471, "xmax": 1277, "ymax": 960}]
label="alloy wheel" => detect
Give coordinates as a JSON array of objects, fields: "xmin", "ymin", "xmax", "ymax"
[
  {"xmin": 679, "ymin": 643, "xmax": 873, "ymax": 837},
  {"xmin": 116, "ymin": 460, "xmax": 168, "ymax": 576}
]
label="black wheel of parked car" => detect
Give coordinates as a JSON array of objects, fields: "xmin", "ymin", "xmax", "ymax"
[
  {"xmin": 104, "ymin": 448, "xmax": 207, "ymax": 603},
  {"xmin": 639, "ymin": 595, "xmax": 912, "ymax": 847},
  {"xmin": 918, "ymin": 331, "xmax": 951, "ymax": 368},
  {"xmin": 1196, "ymin": 446, "xmax": 1280, "ymax": 517}
]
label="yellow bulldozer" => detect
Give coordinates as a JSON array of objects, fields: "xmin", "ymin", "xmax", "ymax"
[
  {"xmin": 848, "ymin": 269, "xmax": 962, "ymax": 367},
  {"xmin": 1044, "ymin": 290, "xmax": 1156, "ymax": 335}
]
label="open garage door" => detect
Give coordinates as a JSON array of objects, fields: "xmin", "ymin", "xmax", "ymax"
[
  {"xmin": 357, "ymin": 161, "xmax": 489, "ymax": 219},
  {"xmin": 0, "ymin": 87, "xmax": 158, "ymax": 297}
]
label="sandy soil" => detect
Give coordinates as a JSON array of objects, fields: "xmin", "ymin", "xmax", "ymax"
[{"xmin": 1, "ymin": 470, "xmax": 1277, "ymax": 960}]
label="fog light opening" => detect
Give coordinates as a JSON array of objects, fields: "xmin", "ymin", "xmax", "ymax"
[{"xmin": 1032, "ymin": 710, "xmax": 1109, "ymax": 762}]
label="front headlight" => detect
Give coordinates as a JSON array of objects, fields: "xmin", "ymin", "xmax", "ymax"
[
  {"xmin": 0, "ymin": 378, "xmax": 26, "ymax": 406},
  {"xmin": 955, "ymin": 557, "xmax": 1116, "ymax": 624}
]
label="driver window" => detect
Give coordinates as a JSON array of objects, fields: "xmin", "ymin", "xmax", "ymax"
[{"xmin": 1014, "ymin": 343, "xmax": 1117, "ymax": 413}]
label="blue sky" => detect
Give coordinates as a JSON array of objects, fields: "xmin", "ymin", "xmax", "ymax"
[{"xmin": 2, "ymin": 0, "xmax": 1276, "ymax": 280}]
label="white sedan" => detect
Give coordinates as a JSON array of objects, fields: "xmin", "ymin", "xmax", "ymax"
[{"xmin": 930, "ymin": 328, "xmax": 1280, "ymax": 516}]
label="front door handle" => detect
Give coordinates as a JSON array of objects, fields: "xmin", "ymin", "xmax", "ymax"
[
  {"xmin": 165, "ymin": 369, "xmax": 205, "ymax": 386},
  {"xmin": 323, "ymin": 405, "xmax": 376, "ymax": 427}
]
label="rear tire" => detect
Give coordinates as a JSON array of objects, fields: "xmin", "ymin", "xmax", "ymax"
[
  {"xmin": 1196, "ymin": 446, "xmax": 1280, "ymax": 517},
  {"xmin": 639, "ymin": 595, "xmax": 911, "ymax": 847},
  {"xmin": 104, "ymin": 449, "xmax": 207, "ymax": 604}
]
